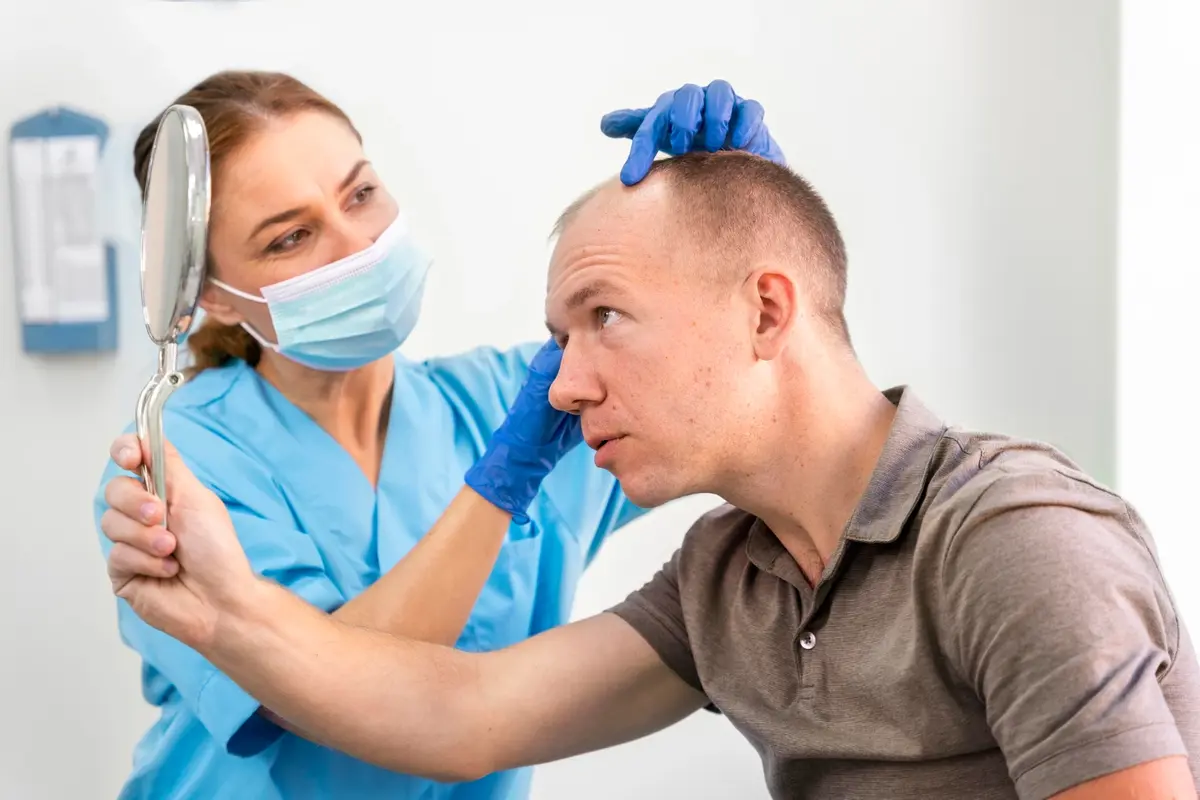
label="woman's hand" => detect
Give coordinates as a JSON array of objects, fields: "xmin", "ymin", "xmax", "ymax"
[
  {"xmin": 602, "ymin": 79, "xmax": 786, "ymax": 185},
  {"xmin": 100, "ymin": 434, "xmax": 259, "ymax": 649},
  {"xmin": 464, "ymin": 338, "xmax": 581, "ymax": 524}
]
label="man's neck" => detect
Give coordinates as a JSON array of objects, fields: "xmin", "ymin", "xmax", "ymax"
[{"xmin": 719, "ymin": 354, "xmax": 897, "ymax": 586}]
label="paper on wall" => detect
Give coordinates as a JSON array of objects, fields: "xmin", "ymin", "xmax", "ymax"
[{"xmin": 9, "ymin": 134, "xmax": 109, "ymax": 324}]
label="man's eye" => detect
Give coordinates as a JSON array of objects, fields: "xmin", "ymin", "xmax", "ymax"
[{"xmin": 597, "ymin": 307, "xmax": 623, "ymax": 327}]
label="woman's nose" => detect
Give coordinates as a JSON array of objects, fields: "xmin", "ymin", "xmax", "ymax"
[
  {"xmin": 326, "ymin": 208, "xmax": 393, "ymax": 261},
  {"xmin": 331, "ymin": 226, "xmax": 376, "ymax": 261}
]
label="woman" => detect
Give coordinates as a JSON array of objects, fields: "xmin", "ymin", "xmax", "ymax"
[{"xmin": 93, "ymin": 69, "xmax": 783, "ymax": 800}]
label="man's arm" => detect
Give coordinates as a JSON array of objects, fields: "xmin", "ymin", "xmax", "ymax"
[
  {"xmin": 1050, "ymin": 757, "xmax": 1196, "ymax": 800},
  {"xmin": 252, "ymin": 486, "xmax": 511, "ymax": 739},
  {"xmin": 211, "ymin": 581, "xmax": 707, "ymax": 782}
]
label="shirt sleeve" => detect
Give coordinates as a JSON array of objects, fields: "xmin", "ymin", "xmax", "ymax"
[
  {"xmin": 935, "ymin": 472, "xmax": 1187, "ymax": 800},
  {"xmin": 94, "ymin": 413, "xmax": 347, "ymax": 758},
  {"xmin": 607, "ymin": 549, "xmax": 704, "ymax": 695}
]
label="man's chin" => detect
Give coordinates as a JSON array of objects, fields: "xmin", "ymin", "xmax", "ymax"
[{"xmin": 610, "ymin": 470, "xmax": 683, "ymax": 511}]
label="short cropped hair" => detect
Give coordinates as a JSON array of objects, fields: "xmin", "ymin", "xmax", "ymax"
[{"xmin": 553, "ymin": 151, "xmax": 850, "ymax": 342}]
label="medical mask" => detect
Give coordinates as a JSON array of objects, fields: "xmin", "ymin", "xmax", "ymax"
[{"xmin": 210, "ymin": 215, "xmax": 432, "ymax": 372}]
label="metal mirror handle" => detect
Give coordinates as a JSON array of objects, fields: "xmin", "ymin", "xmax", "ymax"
[{"xmin": 135, "ymin": 344, "xmax": 184, "ymax": 524}]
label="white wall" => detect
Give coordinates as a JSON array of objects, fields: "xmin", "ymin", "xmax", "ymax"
[
  {"xmin": 0, "ymin": 2, "xmax": 1118, "ymax": 798},
  {"xmin": 1117, "ymin": 1, "xmax": 1200, "ymax": 644}
]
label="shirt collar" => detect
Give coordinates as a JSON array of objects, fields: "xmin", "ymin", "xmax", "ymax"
[{"xmin": 746, "ymin": 385, "xmax": 948, "ymax": 571}]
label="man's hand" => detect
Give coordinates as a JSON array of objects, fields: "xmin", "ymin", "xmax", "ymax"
[
  {"xmin": 100, "ymin": 433, "xmax": 258, "ymax": 649},
  {"xmin": 602, "ymin": 79, "xmax": 787, "ymax": 185}
]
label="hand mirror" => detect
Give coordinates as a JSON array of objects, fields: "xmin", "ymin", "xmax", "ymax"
[{"xmin": 135, "ymin": 104, "xmax": 211, "ymax": 527}]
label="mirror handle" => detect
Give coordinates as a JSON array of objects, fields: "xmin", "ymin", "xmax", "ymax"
[{"xmin": 136, "ymin": 372, "xmax": 184, "ymax": 529}]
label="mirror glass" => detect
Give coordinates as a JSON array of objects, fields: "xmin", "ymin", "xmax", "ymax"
[{"xmin": 139, "ymin": 105, "xmax": 209, "ymax": 346}]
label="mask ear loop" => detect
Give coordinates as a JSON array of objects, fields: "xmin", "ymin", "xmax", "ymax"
[
  {"xmin": 207, "ymin": 278, "xmax": 281, "ymax": 352},
  {"xmin": 208, "ymin": 277, "xmax": 266, "ymax": 304}
]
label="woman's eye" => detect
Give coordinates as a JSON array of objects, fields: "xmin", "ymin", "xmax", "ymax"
[
  {"xmin": 597, "ymin": 307, "xmax": 623, "ymax": 327},
  {"xmin": 267, "ymin": 229, "xmax": 308, "ymax": 254},
  {"xmin": 351, "ymin": 184, "xmax": 376, "ymax": 205}
]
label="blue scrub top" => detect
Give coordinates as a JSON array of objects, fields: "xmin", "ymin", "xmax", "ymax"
[{"xmin": 93, "ymin": 342, "xmax": 646, "ymax": 800}]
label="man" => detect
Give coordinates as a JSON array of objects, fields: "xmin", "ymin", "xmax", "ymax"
[{"xmin": 100, "ymin": 151, "xmax": 1199, "ymax": 799}]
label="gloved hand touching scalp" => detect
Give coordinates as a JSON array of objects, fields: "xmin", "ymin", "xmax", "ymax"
[
  {"xmin": 464, "ymin": 338, "xmax": 581, "ymax": 525},
  {"xmin": 602, "ymin": 78, "xmax": 787, "ymax": 185}
]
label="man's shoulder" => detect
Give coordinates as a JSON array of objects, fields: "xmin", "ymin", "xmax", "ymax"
[
  {"xmin": 924, "ymin": 427, "xmax": 1126, "ymax": 528},
  {"xmin": 917, "ymin": 427, "xmax": 1158, "ymax": 575}
]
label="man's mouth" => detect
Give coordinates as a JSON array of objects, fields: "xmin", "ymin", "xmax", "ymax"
[{"xmin": 590, "ymin": 435, "xmax": 625, "ymax": 452}]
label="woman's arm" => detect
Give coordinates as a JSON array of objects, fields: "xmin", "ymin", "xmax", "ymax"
[
  {"xmin": 332, "ymin": 486, "xmax": 510, "ymax": 645},
  {"xmin": 336, "ymin": 341, "xmax": 579, "ymax": 644}
]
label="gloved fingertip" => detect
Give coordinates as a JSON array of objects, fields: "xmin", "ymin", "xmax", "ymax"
[
  {"xmin": 621, "ymin": 135, "xmax": 658, "ymax": 184},
  {"xmin": 600, "ymin": 108, "xmax": 647, "ymax": 139}
]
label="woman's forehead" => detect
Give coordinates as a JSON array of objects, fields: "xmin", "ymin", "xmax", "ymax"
[{"xmin": 217, "ymin": 112, "xmax": 367, "ymax": 202}]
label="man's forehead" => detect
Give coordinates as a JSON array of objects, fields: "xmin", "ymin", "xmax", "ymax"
[{"xmin": 547, "ymin": 180, "xmax": 674, "ymax": 280}]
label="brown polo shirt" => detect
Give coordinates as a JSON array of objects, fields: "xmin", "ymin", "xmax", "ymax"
[{"xmin": 610, "ymin": 387, "xmax": 1199, "ymax": 800}]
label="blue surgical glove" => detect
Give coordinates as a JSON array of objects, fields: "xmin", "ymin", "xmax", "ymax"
[
  {"xmin": 464, "ymin": 339, "xmax": 582, "ymax": 525},
  {"xmin": 601, "ymin": 79, "xmax": 787, "ymax": 186}
]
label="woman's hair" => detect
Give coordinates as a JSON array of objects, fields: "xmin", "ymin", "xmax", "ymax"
[{"xmin": 133, "ymin": 70, "xmax": 361, "ymax": 374}]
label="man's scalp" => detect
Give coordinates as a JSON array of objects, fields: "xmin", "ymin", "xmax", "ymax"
[{"xmin": 552, "ymin": 151, "xmax": 850, "ymax": 341}]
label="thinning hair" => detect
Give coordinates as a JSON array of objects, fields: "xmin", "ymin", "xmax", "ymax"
[{"xmin": 552, "ymin": 151, "xmax": 850, "ymax": 342}]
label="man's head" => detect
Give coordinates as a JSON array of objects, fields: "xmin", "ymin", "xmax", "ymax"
[{"xmin": 544, "ymin": 151, "xmax": 852, "ymax": 507}]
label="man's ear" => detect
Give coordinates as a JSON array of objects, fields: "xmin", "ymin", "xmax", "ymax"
[
  {"xmin": 197, "ymin": 284, "xmax": 243, "ymax": 326},
  {"xmin": 744, "ymin": 267, "xmax": 798, "ymax": 361}
]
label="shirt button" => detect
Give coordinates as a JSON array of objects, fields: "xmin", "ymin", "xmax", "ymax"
[{"xmin": 799, "ymin": 631, "xmax": 816, "ymax": 650}]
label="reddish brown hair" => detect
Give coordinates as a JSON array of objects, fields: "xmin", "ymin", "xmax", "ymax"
[{"xmin": 133, "ymin": 70, "xmax": 361, "ymax": 375}]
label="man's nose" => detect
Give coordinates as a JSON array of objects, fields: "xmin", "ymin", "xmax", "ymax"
[{"xmin": 548, "ymin": 344, "xmax": 603, "ymax": 413}]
